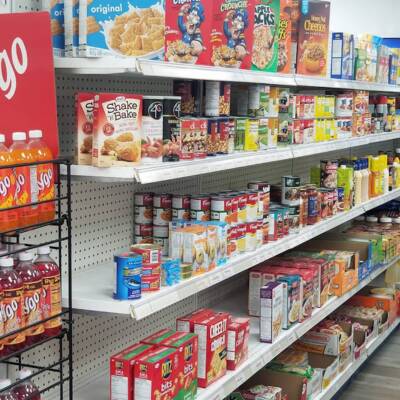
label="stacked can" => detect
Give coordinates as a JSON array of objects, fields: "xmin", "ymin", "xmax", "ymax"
[
  {"xmin": 153, "ymin": 194, "xmax": 172, "ymax": 255},
  {"xmin": 131, "ymin": 244, "xmax": 162, "ymax": 292},
  {"xmin": 172, "ymin": 194, "xmax": 191, "ymax": 221},
  {"xmin": 248, "ymin": 182, "xmax": 271, "ymax": 245},
  {"xmin": 113, "ymin": 252, "xmax": 142, "ymax": 300},
  {"xmin": 134, "ymin": 193, "xmax": 154, "ymax": 244},
  {"xmin": 280, "ymin": 176, "xmax": 301, "ymax": 235},
  {"xmin": 190, "ymin": 195, "xmax": 211, "ymax": 221}
]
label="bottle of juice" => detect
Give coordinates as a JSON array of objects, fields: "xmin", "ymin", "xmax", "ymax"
[
  {"xmin": 353, "ymin": 160, "xmax": 363, "ymax": 206},
  {"xmin": 0, "ymin": 134, "xmax": 18, "ymax": 233},
  {"xmin": 0, "ymin": 380, "xmax": 17, "ymax": 400},
  {"xmin": 28, "ymin": 130, "xmax": 55, "ymax": 223},
  {"xmin": 9, "ymin": 132, "xmax": 37, "ymax": 227},
  {"xmin": 8, "ymin": 244, "xmax": 27, "ymax": 268},
  {"xmin": 34, "ymin": 247, "xmax": 61, "ymax": 337},
  {"xmin": 0, "ymin": 257, "xmax": 25, "ymax": 354},
  {"xmin": 16, "ymin": 252, "xmax": 45, "ymax": 345},
  {"xmin": 370, "ymin": 157, "xmax": 381, "ymax": 197},
  {"xmin": 11, "ymin": 369, "xmax": 41, "ymax": 400},
  {"xmin": 381, "ymin": 155, "xmax": 389, "ymax": 194}
]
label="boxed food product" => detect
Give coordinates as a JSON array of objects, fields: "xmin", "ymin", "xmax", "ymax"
[
  {"xmin": 162, "ymin": 96, "xmax": 182, "ymax": 162},
  {"xmin": 141, "ymin": 329, "xmax": 177, "ymax": 346},
  {"xmin": 43, "ymin": 0, "xmax": 65, "ymax": 56},
  {"xmin": 249, "ymin": 268, "xmax": 275, "ymax": 317},
  {"xmin": 389, "ymin": 50, "xmax": 399, "ymax": 85},
  {"xmin": 134, "ymin": 346, "xmax": 180, "ymax": 400},
  {"xmin": 194, "ymin": 313, "xmax": 229, "ymax": 387},
  {"xmin": 307, "ymin": 353, "xmax": 339, "ymax": 390},
  {"xmin": 92, "ymin": 93, "xmax": 142, "ymax": 167},
  {"xmin": 176, "ymin": 308, "xmax": 215, "ymax": 332},
  {"xmin": 244, "ymin": 118, "xmax": 260, "ymax": 151},
  {"xmin": 180, "ymin": 118, "xmax": 196, "ymax": 160},
  {"xmin": 211, "ymin": 0, "xmax": 255, "ymax": 69},
  {"xmin": 64, "ymin": 0, "xmax": 79, "ymax": 57},
  {"xmin": 229, "ymin": 385, "xmax": 282, "ymax": 400},
  {"xmin": 268, "ymin": 118, "xmax": 279, "ymax": 147},
  {"xmin": 207, "ymin": 221, "xmax": 229, "ymax": 266},
  {"xmin": 260, "ymin": 281, "xmax": 283, "ymax": 343},
  {"xmin": 258, "ymin": 118, "xmax": 269, "ymax": 150},
  {"xmin": 252, "ymin": 0, "xmax": 281, "ymax": 72},
  {"xmin": 227, "ymin": 318, "xmax": 250, "ymax": 370},
  {"xmin": 377, "ymin": 43, "xmax": 390, "ymax": 84},
  {"xmin": 79, "ymin": 0, "xmax": 164, "ymax": 58},
  {"xmin": 268, "ymin": 87, "xmax": 280, "ymax": 117},
  {"xmin": 141, "ymin": 96, "xmax": 163, "ymax": 163},
  {"xmin": 354, "ymin": 34, "xmax": 378, "ymax": 82},
  {"xmin": 330, "ymin": 33, "xmax": 355, "ymax": 80},
  {"xmin": 182, "ymin": 225, "xmax": 209, "ymax": 275},
  {"xmin": 278, "ymin": 114, "xmax": 294, "ymax": 145},
  {"xmin": 110, "ymin": 343, "xmax": 154, "ymax": 400},
  {"xmin": 75, "ymin": 92, "xmax": 95, "ymax": 165},
  {"xmin": 278, "ymin": 0, "xmax": 292, "ymax": 74},
  {"xmin": 335, "ymin": 92, "xmax": 353, "ymax": 118},
  {"xmin": 277, "ymin": 274, "xmax": 301, "ymax": 329},
  {"xmin": 296, "ymin": 0, "xmax": 331, "ymax": 77}
]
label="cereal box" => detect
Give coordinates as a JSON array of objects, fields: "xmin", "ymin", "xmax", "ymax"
[
  {"xmin": 278, "ymin": 0, "xmax": 291, "ymax": 73},
  {"xmin": 252, "ymin": 0, "xmax": 280, "ymax": 72},
  {"xmin": 75, "ymin": 92, "xmax": 94, "ymax": 166},
  {"xmin": 134, "ymin": 346, "xmax": 180, "ymax": 400},
  {"xmin": 176, "ymin": 309, "xmax": 215, "ymax": 332},
  {"xmin": 43, "ymin": 0, "xmax": 65, "ymax": 57},
  {"xmin": 296, "ymin": 0, "xmax": 331, "ymax": 77},
  {"xmin": 79, "ymin": 0, "xmax": 165, "ymax": 58},
  {"xmin": 330, "ymin": 33, "xmax": 355, "ymax": 80},
  {"xmin": 194, "ymin": 313, "xmax": 229, "ymax": 388},
  {"xmin": 211, "ymin": 0, "xmax": 256, "ymax": 69},
  {"xmin": 227, "ymin": 318, "xmax": 250, "ymax": 370},
  {"xmin": 64, "ymin": 0, "xmax": 80, "ymax": 56},
  {"xmin": 260, "ymin": 281, "xmax": 283, "ymax": 343},
  {"xmin": 110, "ymin": 343, "xmax": 154, "ymax": 400},
  {"xmin": 92, "ymin": 93, "xmax": 142, "ymax": 167},
  {"xmin": 290, "ymin": 0, "xmax": 300, "ymax": 72},
  {"xmin": 141, "ymin": 329, "xmax": 177, "ymax": 346},
  {"xmin": 163, "ymin": 332, "xmax": 199, "ymax": 400},
  {"xmin": 165, "ymin": 0, "xmax": 212, "ymax": 65}
]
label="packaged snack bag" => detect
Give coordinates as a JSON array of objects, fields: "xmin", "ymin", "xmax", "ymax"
[{"xmin": 278, "ymin": 0, "xmax": 292, "ymax": 73}]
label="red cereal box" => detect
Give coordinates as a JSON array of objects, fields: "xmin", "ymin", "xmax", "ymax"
[
  {"xmin": 227, "ymin": 317, "xmax": 250, "ymax": 370},
  {"xmin": 211, "ymin": 0, "xmax": 255, "ymax": 69},
  {"xmin": 141, "ymin": 329, "xmax": 177, "ymax": 346},
  {"xmin": 110, "ymin": 343, "xmax": 154, "ymax": 400},
  {"xmin": 163, "ymin": 332, "xmax": 199, "ymax": 400},
  {"xmin": 176, "ymin": 308, "xmax": 215, "ymax": 332},
  {"xmin": 75, "ymin": 92, "xmax": 94, "ymax": 166},
  {"xmin": 193, "ymin": 312, "xmax": 229, "ymax": 388},
  {"xmin": 165, "ymin": 0, "xmax": 212, "ymax": 65},
  {"xmin": 134, "ymin": 346, "xmax": 180, "ymax": 400}
]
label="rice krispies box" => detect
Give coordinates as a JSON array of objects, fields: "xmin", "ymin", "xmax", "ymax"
[
  {"xmin": 165, "ymin": 0, "xmax": 212, "ymax": 65},
  {"xmin": 134, "ymin": 346, "xmax": 180, "ymax": 400},
  {"xmin": 210, "ymin": 0, "xmax": 255, "ymax": 69},
  {"xmin": 227, "ymin": 318, "xmax": 250, "ymax": 370}
]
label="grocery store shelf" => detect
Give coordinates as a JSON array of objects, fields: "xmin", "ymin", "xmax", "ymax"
[
  {"xmin": 54, "ymin": 57, "xmax": 137, "ymax": 74},
  {"xmin": 315, "ymin": 318, "xmax": 400, "ymax": 400},
  {"xmin": 63, "ymin": 189, "xmax": 400, "ymax": 320},
  {"xmin": 61, "ymin": 131, "xmax": 400, "ymax": 183}
]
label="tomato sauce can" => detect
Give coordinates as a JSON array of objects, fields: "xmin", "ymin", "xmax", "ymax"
[
  {"xmin": 152, "ymin": 225, "xmax": 169, "ymax": 238},
  {"xmin": 172, "ymin": 194, "xmax": 191, "ymax": 210},
  {"xmin": 153, "ymin": 207, "xmax": 172, "ymax": 226},
  {"xmin": 113, "ymin": 252, "xmax": 142, "ymax": 300}
]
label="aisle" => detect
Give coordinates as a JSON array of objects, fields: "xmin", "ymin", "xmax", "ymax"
[{"xmin": 338, "ymin": 328, "xmax": 400, "ymax": 400}]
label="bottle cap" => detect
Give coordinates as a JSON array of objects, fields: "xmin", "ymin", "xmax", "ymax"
[
  {"xmin": 366, "ymin": 216, "xmax": 378, "ymax": 223},
  {"xmin": 380, "ymin": 217, "xmax": 392, "ymax": 223},
  {"xmin": 29, "ymin": 130, "xmax": 43, "ymax": 139},
  {"xmin": 0, "ymin": 257, "xmax": 14, "ymax": 267},
  {"xmin": 37, "ymin": 246, "xmax": 50, "ymax": 255},
  {"xmin": 17, "ymin": 368, "xmax": 33, "ymax": 380},
  {"xmin": 12, "ymin": 131, "xmax": 26, "ymax": 141},
  {"xmin": 0, "ymin": 378, "xmax": 12, "ymax": 390},
  {"xmin": 0, "ymin": 134, "xmax": 5, "ymax": 143},
  {"xmin": 19, "ymin": 251, "xmax": 34, "ymax": 261}
]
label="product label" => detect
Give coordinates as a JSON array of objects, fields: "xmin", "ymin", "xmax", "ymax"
[
  {"xmin": 0, "ymin": 168, "xmax": 17, "ymax": 228},
  {"xmin": 37, "ymin": 163, "xmax": 55, "ymax": 213},
  {"xmin": 42, "ymin": 275, "xmax": 62, "ymax": 329},
  {"xmin": 24, "ymin": 280, "xmax": 45, "ymax": 337},
  {"xmin": 15, "ymin": 166, "xmax": 32, "ymax": 206},
  {"xmin": 3, "ymin": 287, "xmax": 25, "ymax": 345}
]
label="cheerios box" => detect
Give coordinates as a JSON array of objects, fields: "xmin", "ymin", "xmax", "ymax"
[
  {"xmin": 134, "ymin": 346, "xmax": 180, "ymax": 400},
  {"xmin": 92, "ymin": 92, "xmax": 142, "ymax": 167},
  {"xmin": 165, "ymin": 0, "xmax": 213, "ymax": 65},
  {"xmin": 79, "ymin": 0, "xmax": 165, "ymax": 58},
  {"xmin": 210, "ymin": 0, "xmax": 255, "ymax": 69}
]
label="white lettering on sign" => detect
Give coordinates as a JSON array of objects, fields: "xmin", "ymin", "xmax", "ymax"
[{"xmin": 0, "ymin": 37, "xmax": 28, "ymax": 100}]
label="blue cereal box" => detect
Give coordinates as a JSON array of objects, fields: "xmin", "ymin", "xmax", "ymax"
[
  {"xmin": 79, "ymin": 0, "xmax": 165, "ymax": 58},
  {"xmin": 43, "ymin": 0, "xmax": 65, "ymax": 57},
  {"xmin": 331, "ymin": 32, "xmax": 354, "ymax": 80},
  {"xmin": 65, "ymin": 0, "xmax": 80, "ymax": 56},
  {"xmin": 113, "ymin": 252, "xmax": 142, "ymax": 300}
]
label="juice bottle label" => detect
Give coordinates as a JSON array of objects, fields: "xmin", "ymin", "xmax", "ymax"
[
  {"xmin": 0, "ymin": 168, "xmax": 17, "ymax": 227},
  {"xmin": 43, "ymin": 275, "xmax": 61, "ymax": 329},
  {"xmin": 3, "ymin": 287, "xmax": 25, "ymax": 345},
  {"xmin": 15, "ymin": 166, "xmax": 32, "ymax": 206},
  {"xmin": 37, "ymin": 163, "xmax": 55, "ymax": 212},
  {"xmin": 24, "ymin": 280, "xmax": 45, "ymax": 337}
]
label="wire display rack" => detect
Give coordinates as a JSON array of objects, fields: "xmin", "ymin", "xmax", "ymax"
[{"xmin": 0, "ymin": 159, "xmax": 72, "ymax": 399}]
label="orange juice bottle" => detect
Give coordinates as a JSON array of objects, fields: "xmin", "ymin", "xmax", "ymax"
[
  {"xmin": 9, "ymin": 132, "xmax": 37, "ymax": 227},
  {"xmin": 28, "ymin": 130, "xmax": 55, "ymax": 223},
  {"xmin": 0, "ymin": 135, "xmax": 18, "ymax": 233}
]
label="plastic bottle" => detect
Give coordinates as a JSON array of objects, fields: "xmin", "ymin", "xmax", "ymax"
[
  {"xmin": 353, "ymin": 160, "xmax": 363, "ymax": 206},
  {"xmin": 11, "ymin": 369, "xmax": 41, "ymax": 400},
  {"xmin": 0, "ymin": 257, "xmax": 25, "ymax": 354},
  {"xmin": 28, "ymin": 130, "xmax": 55, "ymax": 223},
  {"xmin": 360, "ymin": 159, "xmax": 370, "ymax": 203},
  {"xmin": 381, "ymin": 155, "xmax": 389, "ymax": 194},
  {"xmin": 0, "ymin": 379, "xmax": 17, "ymax": 400},
  {"xmin": 370, "ymin": 157, "xmax": 381, "ymax": 197},
  {"xmin": 9, "ymin": 132, "xmax": 37, "ymax": 227},
  {"xmin": 34, "ymin": 247, "xmax": 61, "ymax": 337},
  {"xmin": 8, "ymin": 244, "xmax": 27, "ymax": 268},
  {"xmin": 16, "ymin": 252, "xmax": 45, "ymax": 345},
  {"xmin": 0, "ymin": 135, "xmax": 18, "ymax": 233}
]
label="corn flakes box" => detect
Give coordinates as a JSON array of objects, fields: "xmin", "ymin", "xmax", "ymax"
[
  {"xmin": 252, "ymin": 0, "xmax": 280, "ymax": 72},
  {"xmin": 278, "ymin": 0, "xmax": 292, "ymax": 73},
  {"xmin": 165, "ymin": 0, "xmax": 212, "ymax": 65},
  {"xmin": 79, "ymin": 0, "xmax": 165, "ymax": 58},
  {"xmin": 211, "ymin": 0, "xmax": 256, "ymax": 69},
  {"xmin": 134, "ymin": 346, "xmax": 180, "ymax": 400},
  {"xmin": 92, "ymin": 92, "xmax": 142, "ymax": 167},
  {"xmin": 43, "ymin": 0, "xmax": 65, "ymax": 57}
]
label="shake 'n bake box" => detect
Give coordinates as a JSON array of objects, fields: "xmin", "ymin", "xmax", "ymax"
[
  {"xmin": 211, "ymin": 0, "xmax": 256, "ymax": 69},
  {"xmin": 79, "ymin": 0, "xmax": 165, "ymax": 58},
  {"xmin": 165, "ymin": 0, "xmax": 212, "ymax": 65},
  {"xmin": 193, "ymin": 312, "xmax": 229, "ymax": 387},
  {"xmin": 110, "ymin": 343, "xmax": 154, "ymax": 400},
  {"xmin": 163, "ymin": 332, "xmax": 199, "ymax": 400},
  {"xmin": 134, "ymin": 346, "xmax": 180, "ymax": 400}
]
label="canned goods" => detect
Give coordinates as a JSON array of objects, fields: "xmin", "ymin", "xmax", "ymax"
[
  {"xmin": 135, "ymin": 192, "xmax": 154, "ymax": 206},
  {"xmin": 134, "ymin": 205, "xmax": 153, "ymax": 224},
  {"xmin": 288, "ymin": 206, "xmax": 300, "ymax": 234},
  {"xmin": 190, "ymin": 195, "xmax": 211, "ymax": 221},
  {"xmin": 153, "ymin": 193, "xmax": 172, "ymax": 208},
  {"xmin": 320, "ymin": 160, "xmax": 338, "ymax": 189},
  {"xmin": 153, "ymin": 237, "xmax": 169, "ymax": 256},
  {"xmin": 248, "ymin": 182, "xmax": 270, "ymax": 215},
  {"xmin": 163, "ymin": 96, "xmax": 181, "ymax": 118},
  {"xmin": 153, "ymin": 225, "xmax": 169, "ymax": 238},
  {"xmin": 282, "ymin": 176, "xmax": 301, "ymax": 206},
  {"xmin": 131, "ymin": 244, "xmax": 162, "ymax": 266},
  {"xmin": 172, "ymin": 208, "xmax": 191, "ymax": 220},
  {"xmin": 246, "ymin": 222, "xmax": 258, "ymax": 252},
  {"xmin": 113, "ymin": 252, "xmax": 142, "ymax": 300},
  {"xmin": 337, "ymin": 187, "xmax": 345, "ymax": 212},
  {"xmin": 211, "ymin": 196, "xmax": 231, "ymax": 223},
  {"xmin": 153, "ymin": 207, "xmax": 172, "ymax": 226},
  {"xmin": 307, "ymin": 186, "xmax": 319, "ymax": 225},
  {"xmin": 134, "ymin": 236, "xmax": 153, "ymax": 245},
  {"xmin": 237, "ymin": 192, "xmax": 248, "ymax": 224},
  {"xmin": 142, "ymin": 265, "xmax": 161, "ymax": 276},
  {"xmin": 180, "ymin": 263, "xmax": 193, "ymax": 280},
  {"xmin": 173, "ymin": 80, "xmax": 202, "ymax": 116},
  {"xmin": 246, "ymin": 191, "xmax": 258, "ymax": 222},
  {"xmin": 141, "ymin": 274, "xmax": 161, "ymax": 292},
  {"xmin": 236, "ymin": 224, "xmax": 247, "ymax": 253},
  {"xmin": 172, "ymin": 194, "xmax": 191, "ymax": 210},
  {"xmin": 134, "ymin": 224, "xmax": 153, "ymax": 237},
  {"xmin": 204, "ymin": 81, "xmax": 231, "ymax": 117}
]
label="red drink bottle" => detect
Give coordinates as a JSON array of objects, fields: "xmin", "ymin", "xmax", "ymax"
[{"xmin": 12, "ymin": 369, "xmax": 41, "ymax": 400}]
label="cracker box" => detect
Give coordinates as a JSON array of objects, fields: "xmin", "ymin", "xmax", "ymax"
[
  {"xmin": 296, "ymin": 0, "xmax": 331, "ymax": 77},
  {"xmin": 193, "ymin": 313, "xmax": 229, "ymax": 388},
  {"xmin": 252, "ymin": 0, "xmax": 280, "ymax": 72},
  {"xmin": 163, "ymin": 332, "xmax": 199, "ymax": 400},
  {"xmin": 110, "ymin": 342, "xmax": 154, "ymax": 400},
  {"xmin": 75, "ymin": 92, "xmax": 95, "ymax": 166},
  {"xmin": 278, "ymin": 0, "xmax": 292, "ymax": 73},
  {"xmin": 134, "ymin": 346, "xmax": 180, "ymax": 400},
  {"xmin": 227, "ymin": 318, "xmax": 250, "ymax": 370},
  {"xmin": 79, "ymin": 0, "xmax": 165, "ymax": 58},
  {"xmin": 260, "ymin": 281, "xmax": 283, "ymax": 343},
  {"xmin": 176, "ymin": 308, "xmax": 215, "ymax": 332},
  {"xmin": 92, "ymin": 92, "xmax": 142, "ymax": 167},
  {"xmin": 211, "ymin": 0, "xmax": 256, "ymax": 69},
  {"xmin": 43, "ymin": 0, "xmax": 65, "ymax": 57},
  {"xmin": 141, "ymin": 329, "xmax": 177, "ymax": 346},
  {"xmin": 165, "ymin": 0, "xmax": 212, "ymax": 65}
]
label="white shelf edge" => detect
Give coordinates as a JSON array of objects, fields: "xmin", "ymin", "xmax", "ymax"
[{"xmin": 54, "ymin": 57, "xmax": 138, "ymax": 74}]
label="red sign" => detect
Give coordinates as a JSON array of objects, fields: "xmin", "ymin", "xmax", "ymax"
[{"xmin": 0, "ymin": 12, "xmax": 59, "ymax": 157}]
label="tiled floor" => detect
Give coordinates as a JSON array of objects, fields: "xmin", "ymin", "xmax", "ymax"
[{"xmin": 338, "ymin": 328, "xmax": 400, "ymax": 400}]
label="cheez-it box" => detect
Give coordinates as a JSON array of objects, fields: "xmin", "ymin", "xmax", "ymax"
[
  {"xmin": 194, "ymin": 312, "xmax": 229, "ymax": 388},
  {"xmin": 227, "ymin": 317, "xmax": 250, "ymax": 370}
]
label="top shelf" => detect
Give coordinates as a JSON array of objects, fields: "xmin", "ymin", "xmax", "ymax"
[{"xmin": 55, "ymin": 57, "xmax": 400, "ymax": 92}]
